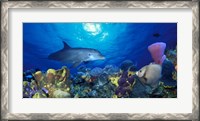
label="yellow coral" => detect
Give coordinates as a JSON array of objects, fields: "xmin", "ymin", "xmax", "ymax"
[
  {"xmin": 52, "ymin": 89, "xmax": 71, "ymax": 98},
  {"xmin": 47, "ymin": 69, "xmax": 56, "ymax": 75},
  {"xmin": 172, "ymin": 71, "xmax": 177, "ymax": 80},
  {"xmin": 25, "ymin": 92, "xmax": 28, "ymax": 95},
  {"xmin": 112, "ymin": 94, "xmax": 118, "ymax": 98},
  {"xmin": 32, "ymin": 92, "xmax": 47, "ymax": 98},
  {"xmin": 109, "ymin": 76, "xmax": 120, "ymax": 87},
  {"xmin": 45, "ymin": 83, "xmax": 53, "ymax": 89},
  {"xmin": 66, "ymin": 87, "xmax": 70, "ymax": 92},
  {"xmin": 46, "ymin": 69, "xmax": 56, "ymax": 84},
  {"xmin": 128, "ymin": 71, "xmax": 136, "ymax": 77},
  {"xmin": 34, "ymin": 71, "xmax": 42, "ymax": 76},
  {"xmin": 62, "ymin": 68, "xmax": 67, "ymax": 77},
  {"xmin": 23, "ymin": 81, "xmax": 28, "ymax": 86},
  {"xmin": 55, "ymin": 81, "xmax": 65, "ymax": 88},
  {"xmin": 34, "ymin": 71, "xmax": 44, "ymax": 82},
  {"xmin": 164, "ymin": 85, "xmax": 175, "ymax": 89},
  {"xmin": 30, "ymin": 80, "xmax": 37, "ymax": 90},
  {"xmin": 55, "ymin": 66, "xmax": 70, "ymax": 82},
  {"xmin": 47, "ymin": 87, "xmax": 56, "ymax": 98},
  {"xmin": 74, "ymin": 94, "xmax": 79, "ymax": 98},
  {"xmin": 81, "ymin": 75, "xmax": 87, "ymax": 79},
  {"xmin": 159, "ymin": 81, "xmax": 164, "ymax": 85}
]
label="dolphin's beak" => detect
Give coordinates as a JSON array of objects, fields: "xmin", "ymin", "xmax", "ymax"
[{"xmin": 136, "ymin": 71, "xmax": 138, "ymax": 76}]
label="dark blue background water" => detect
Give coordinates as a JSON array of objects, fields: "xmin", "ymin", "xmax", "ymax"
[{"xmin": 23, "ymin": 23, "xmax": 177, "ymax": 72}]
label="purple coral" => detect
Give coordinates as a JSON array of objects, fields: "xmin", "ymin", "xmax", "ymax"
[
  {"xmin": 118, "ymin": 78, "xmax": 128, "ymax": 87},
  {"xmin": 121, "ymin": 71, "xmax": 128, "ymax": 78},
  {"xmin": 127, "ymin": 75, "xmax": 136, "ymax": 84},
  {"xmin": 115, "ymin": 71, "xmax": 136, "ymax": 97},
  {"xmin": 148, "ymin": 42, "xmax": 166, "ymax": 65},
  {"xmin": 23, "ymin": 84, "xmax": 36, "ymax": 98}
]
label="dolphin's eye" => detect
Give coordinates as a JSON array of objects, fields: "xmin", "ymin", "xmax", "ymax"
[
  {"xmin": 88, "ymin": 53, "xmax": 91, "ymax": 56},
  {"xmin": 139, "ymin": 70, "xmax": 142, "ymax": 72}
]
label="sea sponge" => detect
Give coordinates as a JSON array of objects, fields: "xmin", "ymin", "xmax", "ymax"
[
  {"xmin": 46, "ymin": 69, "xmax": 56, "ymax": 83},
  {"xmin": 148, "ymin": 42, "xmax": 166, "ymax": 65},
  {"xmin": 54, "ymin": 66, "xmax": 70, "ymax": 88},
  {"xmin": 47, "ymin": 69, "xmax": 56, "ymax": 75},
  {"xmin": 56, "ymin": 66, "xmax": 70, "ymax": 81},
  {"xmin": 33, "ymin": 71, "xmax": 45, "ymax": 88},
  {"xmin": 34, "ymin": 71, "xmax": 43, "ymax": 82}
]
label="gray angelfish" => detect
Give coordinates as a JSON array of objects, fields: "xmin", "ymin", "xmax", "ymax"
[
  {"xmin": 136, "ymin": 63, "xmax": 162, "ymax": 89},
  {"xmin": 48, "ymin": 41, "xmax": 105, "ymax": 67}
]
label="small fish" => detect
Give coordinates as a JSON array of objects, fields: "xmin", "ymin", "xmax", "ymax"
[
  {"xmin": 48, "ymin": 41, "xmax": 105, "ymax": 67},
  {"xmin": 25, "ymin": 75, "xmax": 33, "ymax": 79},
  {"xmin": 136, "ymin": 63, "xmax": 162, "ymax": 89},
  {"xmin": 24, "ymin": 74, "xmax": 35, "ymax": 82},
  {"xmin": 153, "ymin": 33, "xmax": 160, "ymax": 37}
]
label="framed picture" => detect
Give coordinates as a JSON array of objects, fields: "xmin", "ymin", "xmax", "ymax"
[{"xmin": 1, "ymin": 1, "xmax": 199, "ymax": 120}]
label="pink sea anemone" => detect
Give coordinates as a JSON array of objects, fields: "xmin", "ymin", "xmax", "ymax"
[{"xmin": 148, "ymin": 42, "xmax": 166, "ymax": 65}]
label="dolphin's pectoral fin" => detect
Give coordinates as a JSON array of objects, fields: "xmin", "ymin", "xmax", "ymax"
[{"xmin": 72, "ymin": 61, "xmax": 82, "ymax": 68}]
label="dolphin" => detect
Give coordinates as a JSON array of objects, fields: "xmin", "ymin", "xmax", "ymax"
[{"xmin": 48, "ymin": 41, "xmax": 105, "ymax": 67}]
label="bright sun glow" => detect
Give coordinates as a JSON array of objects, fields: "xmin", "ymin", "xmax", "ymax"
[{"xmin": 83, "ymin": 23, "xmax": 102, "ymax": 35}]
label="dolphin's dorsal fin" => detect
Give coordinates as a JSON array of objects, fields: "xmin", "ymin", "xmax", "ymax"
[{"xmin": 63, "ymin": 41, "xmax": 71, "ymax": 49}]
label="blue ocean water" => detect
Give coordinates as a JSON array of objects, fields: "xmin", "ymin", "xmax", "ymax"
[{"xmin": 23, "ymin": 23, "xmax": 177, "ymax": 72}]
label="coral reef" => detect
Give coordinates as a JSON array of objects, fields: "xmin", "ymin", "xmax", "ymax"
[
  {"xmin": 103, "ymin": 65, "xmax": 120, "ymax": 75},
  {"xmin": 166, "ymin": 47, "xmax": 177, "ymax": 67},
  {"xmin": 23, "ymin": 66, "xmax": 71, "ymax": 98},
  {"xmin": 53, "ymin": 89, "xmax": 71, "ymax": 98},
  {"xmin": 90, "ymin": 67, "xmax": 103, "ymax": 77},
  {"xmin": 161, "ymin": 47, "xmax": 177, "ymax": 86},
  {"xmin": 23, "ymin": 56, "xmax": 177, "ymax": 98},
  {"xmin": 108, "ymin": 75, "xmax": 120, "ymax": 87}
]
